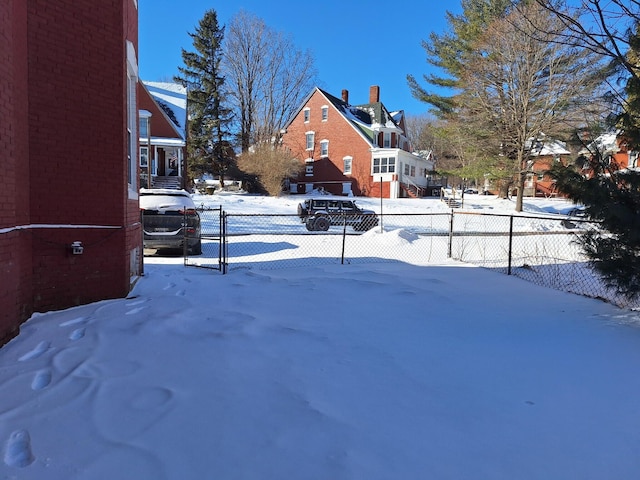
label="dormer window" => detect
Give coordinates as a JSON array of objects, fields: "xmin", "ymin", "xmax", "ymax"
[
  {"xmin": 384, "ymin": 132, "xmax": 391, "ymax": 148},
  {"xmin": 304, "ymin": 108, "xmax": 310, "ymax": 123},
  {"xmin": 321, "ymin": 106, "xmax": 328, "ymax": 121}
]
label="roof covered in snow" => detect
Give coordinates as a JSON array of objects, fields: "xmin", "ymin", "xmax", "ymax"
[
  {"xmin": 314, "ymin": 88, "xmax": 404, "ymax": 145},
  {"xmin": 143, "ymin": 81, "xmax": 187, "ymax": 139}
]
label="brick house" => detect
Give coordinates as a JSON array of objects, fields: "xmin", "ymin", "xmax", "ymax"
[
  {"xmin": 281, "ymin": 86, "xmax": 434, "ymax": 198},
  {"xmin": 138, "ymin": 81, "xmax": 188, "ymax": 190},
  {"xmin": 0, "ymin": 0, "xmax": 142, "ymax": 346},
  {"xmin": 580, "ymin": 132, "xmax": 639, "ymax": 173},
  {"xmin": 524, "ymin": 136, "xmax": 572, "ymax": 197}
]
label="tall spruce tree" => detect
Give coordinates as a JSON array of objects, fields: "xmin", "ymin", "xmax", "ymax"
[{"xmin": 175, "ymin": 9, "xmax": 234, "ymax": 186}]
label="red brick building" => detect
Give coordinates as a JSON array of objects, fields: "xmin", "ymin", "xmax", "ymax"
[
  {"xmin": 282, "ymin": 86, "xmax": 434, "ymax": 198},
  {"xmin": 0, "ymin": 0, "xmax": 142, "ymax": 346}
]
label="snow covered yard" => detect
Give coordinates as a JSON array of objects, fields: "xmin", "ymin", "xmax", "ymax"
[{"xmin": 2, "ymin": 193, "xmax": 640, "ymax": 479}]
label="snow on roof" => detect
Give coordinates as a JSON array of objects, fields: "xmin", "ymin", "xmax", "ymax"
[
  {"xmin": 143, "ymin": 81, "xmax": 187, "ymax": 139},
  {"xmin": 527, "ymin": 135, "xmax": 571, "ymax": 156}
]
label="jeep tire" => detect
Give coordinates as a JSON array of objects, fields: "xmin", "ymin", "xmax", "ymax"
[{"xmin": 313, "ymin": 216, "xmax": 330, "ymax": 231}]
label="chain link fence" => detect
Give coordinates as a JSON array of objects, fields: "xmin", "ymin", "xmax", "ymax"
[{"xmin": 184, "ymin": 208, "xmax": 638, "ymax": 309}]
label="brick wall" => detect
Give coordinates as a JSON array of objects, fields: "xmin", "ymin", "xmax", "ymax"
[
  {"xmin": 0, "ymin": 0, "xmax": 141, "ymax": 347},
  {"xmin": 0, "ymin": 0, "xmax": 31, "ymax": 346}
]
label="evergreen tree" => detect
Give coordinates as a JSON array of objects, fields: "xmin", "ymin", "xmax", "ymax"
[
  {"xmin": 549, "ymin": 22, "xmax": 640, "ymax": 300},
  {"xmin": 407, "ymin": 0, "xmax": 515, "ymax": 117},
  {"xmin": 175, "ymin": 9, "xmax": 234, "ymax": 186}
]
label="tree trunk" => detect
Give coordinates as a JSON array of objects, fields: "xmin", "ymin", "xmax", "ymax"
[{"xmin": 515, "ymin": 170, "xmax": 526, "ymax": 212}]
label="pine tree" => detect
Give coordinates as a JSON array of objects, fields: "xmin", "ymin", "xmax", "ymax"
[
  {"xmin": 175, "ymin": 9, "xmax": 234, "ymax": 186},
  {"xmin": 549, "ymin": 23, "xmax": 640, "ymax": 300},
  {"xmin": 407, "ymin": 0, "xmax": 515, "ymax": 117}
]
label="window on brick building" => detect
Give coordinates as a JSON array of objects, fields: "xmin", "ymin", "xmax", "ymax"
[
  {"xmin": 321, "ymin": 106, "xmax": 328, "ymax": 121},
  {"xmin": 126, "ymin": 40, "xmax": 138, "ymax": 198},
  {"xmin": 343, "ymin": 156, "xmax": 352, "ymax": 174},
  {"xmin": 306, "ymin": 132, "xmax": 315, "ymax": 151},
  {"xmin": 304, "ymin": 108, "xmax": 310, "ymax": 122},
  {"xmin": 305, "ymin": 159, "xmax": 314, "ymax": 176},
  {"xmin": 320, "ymin": 140, "xmax": 328, "ymax": 157}
]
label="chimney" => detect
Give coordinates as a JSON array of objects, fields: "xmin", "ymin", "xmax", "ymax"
[
  {"xmin": 341, "ymin": 89, "xmax": 349, "ymax": 104},
  {"xmin": 369, "ymin": 85, "xmax": 380, "ymax": 103}
]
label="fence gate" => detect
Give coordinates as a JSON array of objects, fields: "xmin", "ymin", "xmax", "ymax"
[{"xmin": 184, "ymin": 205, "xmax": 226, "ymax": 272}]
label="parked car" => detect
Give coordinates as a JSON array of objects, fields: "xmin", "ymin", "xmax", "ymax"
[
  {"xmin": 297, "ymin": 198, "xmax": 379, "ymax": 231},
  {"xmin": 140, "ymin": 189, "xmax": 201, "ymax": 254}
]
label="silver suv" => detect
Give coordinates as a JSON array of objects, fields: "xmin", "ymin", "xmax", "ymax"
[
  {"xmin": 140, "ymin": 189, "xmax": 202, "ymax": 254},
  {"xmin": 297, "ymin": 198, "xmax": 379, "ymax": 231}
]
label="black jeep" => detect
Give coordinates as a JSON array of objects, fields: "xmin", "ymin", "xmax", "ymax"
[{"xmin": 297, "ymin": 198, "xmax": 379, "ymax": 231}]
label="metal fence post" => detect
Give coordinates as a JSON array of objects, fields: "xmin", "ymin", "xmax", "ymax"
[
  {"xmin": 341, "ymin": 214, "xmax": 347, "ymax": 265},
  {"xmin": 447, "ymin": 210, "xmax": 454, "ymax": 258},
  {"xmin": 507, "ymin": 215, "xmax": 514, "ymax": 275},
  {"xmin": 222, "ymin": 211, "xmax": 228, "ymax": 274}
]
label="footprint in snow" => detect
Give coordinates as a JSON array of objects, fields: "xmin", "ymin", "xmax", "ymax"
[
  {"xmin": 3, "ymin": 430, "xmax": 35, "ymax": 468},
  {"xmin": 125, "ymin": 307, "xmax": 146, "ymax": 315},
  {"xmin": 59, "ymin": 316, "xmax": 87, "ymax": 327},
  {"xmin": 18, "ymin": 341, "xmax": 50, "ymax": 362},
  {"xmin": 31, "ymin": 370, "xmax": 52, "ymax": 391},
  {"xmin": 69, "ymin": 328, "xmax": 85, "ymax": 341}
]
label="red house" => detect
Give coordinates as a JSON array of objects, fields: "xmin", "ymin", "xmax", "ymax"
[
  {"xmin": 0, "ymin": 0, "xmax": 142, "ymax": 346},
  {"xmin": 138, "ymin": 81, "xmax": 188, "ymax": 190},
  {"xmin": 282, "ymin": 86, "xmax": 434, "ymax": 198}
]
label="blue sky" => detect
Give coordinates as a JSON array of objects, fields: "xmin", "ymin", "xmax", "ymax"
[{"xmin": 139, "ymin": 0, "xmax": 462, "ymax": 117}]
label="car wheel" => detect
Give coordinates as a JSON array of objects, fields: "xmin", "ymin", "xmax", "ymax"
[
  {"xmin": 189, "ymin": 239, "xmax": 202, "ymax": 255},
  {"xmin": 314, "ymin": 216, "xmax": 330, "ymax": 231},
  {"xmin": 305, "ymin": 220, "xmax": 316, "ymax": 231}
]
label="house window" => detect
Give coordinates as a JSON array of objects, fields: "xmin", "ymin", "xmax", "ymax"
[
  {"xmin": 304, "ymin": 108, "xmax": 310, "ymax": 123},
  {"xmin": 372, "ymin": 157, "xmax": 396, "ymax": 174},
  {"xmin": 320, "ymin": 140, "xmax": 329, "ymax": 157},
  {"xmin": 126, "ymin": 44, "xmax": 138, "ymax": 196},
  {"xmin": 140, "ymin": 146, "xmax": 149, "ymax": 167},
  {"xmin": 305, "ymin": 159, "xmax": 314, "ymax": 176},
  {"xmin": 321, "ymin": 106, "xmax": 328, "ymax": 121},
  {"xmin": 139, "ymin": 117, "xmax": 149, "ymax": 138},
  {"xmin": 306, "ymin": 132, "xmax": 315, "ymax": 151},
  {"xmin": 410, "ymin": 166, "xmax": 415, "ymax": 176},
  {"xmin": 404, "ymin": 164, "xmax": 410, "ymax": 175},
  {"xmin": 343, "ymin": 156, "xmax": 352, "ymax": 175},
  {"xmin": 384, "ymin": 132, "xmax": 391, "ymax": 148}
]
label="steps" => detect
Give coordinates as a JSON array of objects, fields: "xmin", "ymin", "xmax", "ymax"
[{"xmin": 152, "ymin": 176, "xmax": 181, "ymax": 190}]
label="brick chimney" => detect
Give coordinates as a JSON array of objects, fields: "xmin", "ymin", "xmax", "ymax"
[
  {"xmin": 369, "ymin": 85, "xmax": 380, "ymax": 103},
  {"xmin": 341, "ymin": 89, "xmax": 349, "ymax": 104}
]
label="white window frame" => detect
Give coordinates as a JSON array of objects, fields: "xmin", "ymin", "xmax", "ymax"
[
  {"xmin": 306, "ymin": 131, "xmax": 315, "ymax": 151},
  {"xmin": 343, "ymin": 156, "xmax": 352, "ymax": 175},
  {"xmin": 304, "ymin": 108, "xmax": 310, "ymax": 123},
  {"xmin": 320, "ymin": 140, "xmax": 329, "ymax": 157},
  {"xmin": 140, "ymin": 146, "xmax": 149, "ymax": 167},
  {"xmin": 372, "ymin": 157, "xmax": 396, "ymax": 174},
  {"xmin": 321, "ymin": 106, "xmax": 328, "ymax": 121},
  {"xmin": 384, "ymin": 132, "xmax": 391, "ymax": 148},
  {"xmin": 126, "ymin": 40, "xmax": 138, "ymax": 199},
  {"xmin": 305, "ymin": 158, "xmax": 314, "ymax": 176}
]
